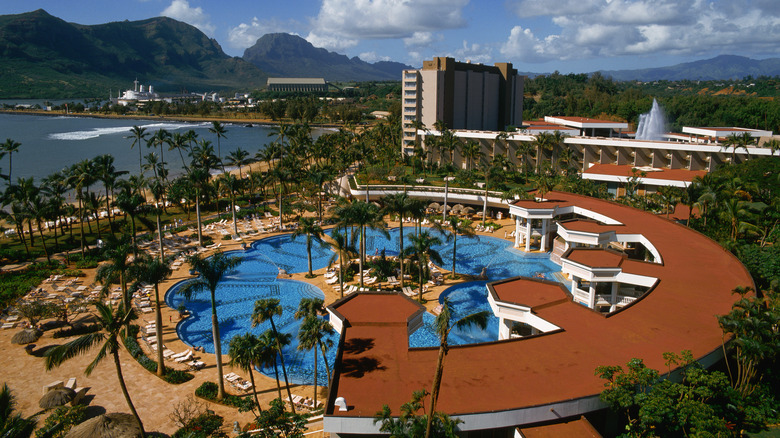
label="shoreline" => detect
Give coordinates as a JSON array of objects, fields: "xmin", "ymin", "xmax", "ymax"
[{"xmin": 0, "ymin": 108, "xmax": 348, "ymax": 129}]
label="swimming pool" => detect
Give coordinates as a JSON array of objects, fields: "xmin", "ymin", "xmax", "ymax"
[{"xmin": 167, "ymin": 228, "xmax": 562, "ymax": 384}]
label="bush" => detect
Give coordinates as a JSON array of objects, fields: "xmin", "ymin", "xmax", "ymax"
[
  {"xmin": 172, "ymin": 412, "xmax": 228, "ymax": 438},
  {"xmin": 35, "ymin": 404, "xmax": 87, "ymax": 438},
  {"xmin": 194, "ymin": 381, "xmax": 254, "ymax": 410},
  {"xmin": 53, "ymin": 323, "xmax": 101, "ymax": 338},
  {"xmin": 123, "ymin": 324, "xmax": 194, "ymax": 384}
]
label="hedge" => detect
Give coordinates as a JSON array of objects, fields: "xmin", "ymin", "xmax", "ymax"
[{"xmin": 124, "ymin": 324, "xmax": 194, "ymax": 384}]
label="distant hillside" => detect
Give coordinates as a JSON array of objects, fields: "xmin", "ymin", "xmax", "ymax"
[
  {"xmin": 0, "ymin": 9, "xmax": 267, "ymax": 98},
  {"xmin": 243, "ymin": 33, "xmax": 413, "ymax": 82},
  {"xmin": 598, "ymin": 55, "xmax": 780, "ymax": 81}
]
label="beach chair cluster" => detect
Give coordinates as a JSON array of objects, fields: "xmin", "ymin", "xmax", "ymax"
[
  {"xmin": 224, "ymin": 373, "xmax": 253, "ymax": 392},
  {"xmin": 286, "ymin": 394, "xmax": 323, "ymax": 410}
]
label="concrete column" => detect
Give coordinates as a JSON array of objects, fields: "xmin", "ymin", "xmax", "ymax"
[
  {"xmin": 588, "ymin": 282, "xmax": 597, "ymax": 309},
  {"xmin": 540, "ymin": 219, "xmax": 548, "ymax": 252},
  {"xmin": 514, "ymin": 216, "xmax": 521, "ymax": 248},
  {"xmin": 525, "ymin": 219, "xmax": 532, "ymax": 252},
  {"xmin": 610, "ymin": 282, "xmax": 619, "ymax": 312},
  {"xmin": 498, "ymin": 317, "xmax": 512, "ymax": 340}
]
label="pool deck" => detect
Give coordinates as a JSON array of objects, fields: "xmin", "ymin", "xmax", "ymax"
[{"xmin": 1, "ymin": 214, "xmax": 518, "ymax": 435}]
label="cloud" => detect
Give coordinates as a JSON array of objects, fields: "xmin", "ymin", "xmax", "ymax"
[
  {"xmin": 449, "ymin": 40, "xmax": 493, "ymax": 64},
  {"xmin": 161, "ymin": 0, "xmax": 215, "ymax": 36},
  {"xmin": 502, "ymin": 0, "xmax": 780, "ymax": 63},
  {"xmin": 359, "ymin": 51, "xmax": 391, "ymax": 63},
  {"xmin": 227, "ymin": 17, "xmax": 297, "ymax": 49},
  {"xmin": 403, "ymin": 31, "xmax": 440, "ymax": 49},
  {"xmin": 309, "ymin": 0, "xmax": 468, "ymax": 51}
]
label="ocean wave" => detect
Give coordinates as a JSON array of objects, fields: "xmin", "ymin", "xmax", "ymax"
[{"xmin": 48, "ymin": 121, "xmax": 208, "ymax": 141}]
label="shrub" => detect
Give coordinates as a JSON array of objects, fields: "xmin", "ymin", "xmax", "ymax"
[
  {"xmin": 194, "ymin": 381, "xmax": 253, "ymax": 411},
  {"xmin": 35, "ymin": 404, "xmax": 87, "ymax": 438},
  {"xmin": 172, "ymin": 412, "xmax": 228, "ymax": 438},
  {"xmin": 123, "ymin": 324, "xmax": 194, "ymax": 384}
]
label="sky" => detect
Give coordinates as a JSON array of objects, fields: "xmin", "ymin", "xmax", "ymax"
[{"xmin": 3, "ymin": 0, "xmax": 780, "ymax": 74}]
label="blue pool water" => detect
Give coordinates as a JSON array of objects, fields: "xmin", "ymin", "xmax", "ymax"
[{"xmin": 168, "ymin": 228, "xmax": 561, "ymax": 385}]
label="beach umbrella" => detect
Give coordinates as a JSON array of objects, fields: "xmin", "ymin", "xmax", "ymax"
[
  {"xmin": 438, "ymin": 204, "xmax": 450, "ymax": 212},
  {"xmin": 39, "ymin": 387, "xmax": 75, "ymax": 409},
  {"xmin": 428, "ymin": 202, "xmax": 441, "ymax": 210},
  {"xmin": 11, "ymin": 328, "xmax": 42, "ymax": 345},
  {"xmin": 65, "ymin": 413, "xmax": 142, "ymax": 438},
  {"xmin": 451, "ymin": 204, "xmax": 464, "ymax": 212},
  {"xmin": 462, "ymin": 206, "xmax": 476, "ymax": 215}
]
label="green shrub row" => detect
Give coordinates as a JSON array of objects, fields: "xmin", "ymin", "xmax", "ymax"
[
  {"xmin": 194, "ymin": 381, "xmax": 254, "ymax": 411},
  {"xmin": 123, "ymin": 325, "xmax": 194, "ymax": 384},
  {"xmin": 172, "ymin": 412, "xmax": 227, "ymax": 438}
]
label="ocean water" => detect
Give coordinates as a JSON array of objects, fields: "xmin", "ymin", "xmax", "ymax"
[{"xmin": 0, "ymin": 112, "xmax": 279, "ymax": 182}]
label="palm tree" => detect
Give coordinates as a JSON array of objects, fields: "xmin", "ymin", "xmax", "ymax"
[
  {"xmin": 93, "ymin": 154, "xmax": 127, "ymax": 230},
  {"xmin": 382, "ymin": 193, "xmax": 411, "ymax": 287},
  {"xmin": 515, "ymin": 140, "xmax": 533, "ymax": 183},
  {"xmin": 126, "ymin": 125, "xmax": 149, "ymax": 174},
  {"xmin": 306, "ymin": 166, "xmax": 333, "ymax": 222},
  {"xmin": 228, "ymin": 333, "xmax": 262, "ymax": 409},
  {"xmin": 209, "ymin": 121, "xmax": 228, "ymax": 171},
  {"xmin": 0, "ymin": 383, "xmax": 37, "ymax": 438},
  {"xmin": 326, "ymin": 229, "xmax": 357, "ymax": 299},
  {"xmin": 532, "ymin": 132, "xmax": 556, "ymax": 174},
  {"xmin": 188, "ymin": 168, "xmax": 210, "ymax": 247},
  {"xmin": 424, "ymin": 298, "xmax": 489, "ymax": 438},
  {"xmin": 180, "ymin": 251, "xmax": 241, "ymax": 400},
  {"xmin": 723, "ymin": 132, "xmax": 754, "ymax": 164},
  {"xmin": 1, "ymin": 139, "xmax": 21, "ymax": 186},
  {"xmin": 226, "ymin": 147, "xmax": 251, "ymax": 182},
  {"xmin": 432, "ymin": 216, "xmax": 477, "ymax": 279},
  {"xmin": 460, "ymin": 140, "xmax": 482, "ymax": 171},
  {"xmin": 114, "ymin": 187, "xmax": 145, "ymax": 258},
  {"xmin": 343, "ymin": 201, "xmax": 388, "ymax": 288},
  {"xmin": 297, "ymin": 315, "xmax": 334, "ymax": 410},
  {"xmin": 168, "ymin": 132, "xmax": 191, "ymax": 173},
  {"xmin": 218, "ymin": 172, "xmax": 242, "ymax": 236},
  {"xmin": 257, "ymin": 329, "xmax": 287, "ymax": 402},
  {"xmin": 765, "ymin": 138, "xmax": 780, "ymax": 156},
  {"xmin": 96, "ymin": 236, "xmax": 134, "ymax": 308},
  {"xmin": 291, "ymin": 216, "xmax": 326, "ymax": 277},
  {"xmin": 65, "ymin": 160, "xmax": 95, "ymax": 257},
  {"xmin": 44, "ymin": 301, "xmax": 146, "ymax": 437},
  {"xmin": 407, "ymin": 231, "xmax": 443, "ymax": 302},
  {"xmin": 148, "ymin": 129, "xmax": 171, "ymax": 182},
  {"xmin": 252, "ymin": 298, "xmax": 296, "ymax": 413},
  {"xmin": 130, "ymin": 256, "xmax": 172, "ymax": 377}
]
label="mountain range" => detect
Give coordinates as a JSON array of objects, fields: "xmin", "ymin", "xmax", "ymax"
[
  {"xmin": 598, "ymin": 55, "xmax": 780, "ymax": 81},
  {"xmin": 243, "ymin": 33, "xmax": 412, "ymax": 82},
  {"xmin": 1, "ymin": 9, "xmax": 780, "ymax": 99}
]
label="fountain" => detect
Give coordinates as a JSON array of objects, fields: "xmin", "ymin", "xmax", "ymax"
[{"xmin": 635, "ymin": 99, "xmax": 667, "ymax": 141}]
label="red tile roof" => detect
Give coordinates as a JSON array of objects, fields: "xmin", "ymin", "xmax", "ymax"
[
  {"xmin": 583, "ymin": 164, "xmax": 706, "ymax": 182},
  {"xmin": 326, "ymin": 191, "xmax": 753, "ymax": 427}
]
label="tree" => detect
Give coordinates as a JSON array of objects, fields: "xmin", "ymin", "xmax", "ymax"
[
  {"xmin": 432, "ymin": 216, "xmax": 477, "ymax": 279},
  {"xmin": 227, "ymin": 333, "xmax": 262, "ymax": 410},
  {"xmin": 531, "ymin": 131, "xmax": 556, "ymax": 174},
  {"xmin": 596, "ymin": 351, "xmax": 741, "ymax": 437},
  {"xmin": 209, "ymin": 121, "xmax": 228, "ymax": 171},
  {"xmin": 180, "ymin": 251, "xmax": 241, "ymax": 400},
  {"xmin": 326, "ymin": 229, "xmax": 357, "ymax": 299},
  {"xmin": 188, "ymin": 168, "xmax": 210, "ymax": 247},
  {"xmin": 130, "ymin": 256, "xmax": 172, "ymax": 377},
  {"xmin": 0, "ymin": 383, "xmax": 37, "ymax": 438},
  {"xmin": 252, "ymin": 398, "xmax": 307, "ymax": 438},
  {"xmin": 375, "ymin": 389, "xmax": 462, "ymax": 438},
  {"xmin": 114, "ymin": 186, "xmax": 145, "ymax": 258},
  {"xmin": 717, "ymin": 287, "xmax": 779, "ymax": 399},
  {"xmin": 424, "ymin": 298, "xmax": 489, "ymax": 438},
  {"xmin": 723, "ymin": 132, "xmax": 754, "ymax": 164},
  {"xmin": 126, "ymin": 126, "xmax": 149, "ymax": 175},
  {"xmin": 44, "ymin": 301, "xmax": 146, "ymax": 437},
  {"xmin": 1, "ymin": 139, "xmax": 21, "ymax": 186},
  {"xmin": 96, "ymin": 236, "xmax": 134, "ymax": 308},
  {"xmin": 406, "ymin": 231, "xmax": 443, "ymax": 302},
  {"xmin": 290, "ymin": 217, "xmax": 325, "ymax": 277},
  {"xmin": 257, "ymin": 330, "xmax": 287, "ymax": 402},
  {"xmin": 252, "ymin": 298, "xmax": 296, "ymax": 413},
  {"xmin": 148, "ymin": 129, "xmax": 170, "ymax": 183},
  {"xmin": 226, "ymin": 147, "xmax": 250, "ymax": 182},
  {"xmin": 297, "ymin": 316, "xmax": 334, "ymax": 410},
  {"xmin": 93, "ymin": 154, "xmax": 127, "ymax": 231},
  {"xmin": 339, "ymin": 201, "xmax": 387, "ymax": 288},
  {"xmin": 382, "ymin": 192, "xmax": 412, "ymax": 287}
]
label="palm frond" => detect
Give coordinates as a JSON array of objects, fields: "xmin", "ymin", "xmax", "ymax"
[
  {"xmin": 44, "ymin": 332, "xmax": 105, "ymax": 371},
  {"xmin": 85, "ymin": 341, "xmax": 112, "ymax": 376},
  {"xmin": 453, "ymin": 311, "xmax": 491, "ymax": 332}
]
